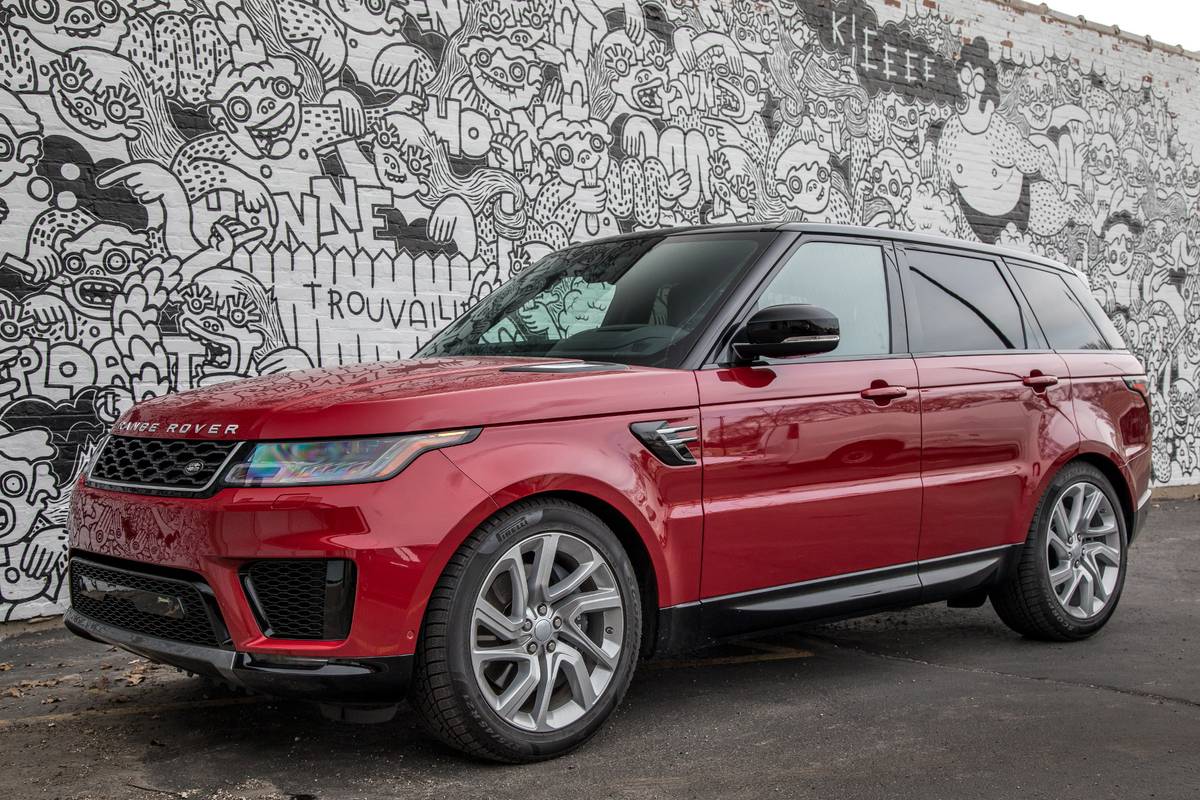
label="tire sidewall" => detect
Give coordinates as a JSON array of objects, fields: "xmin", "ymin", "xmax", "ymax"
[
  {"xmin": 1031, "ymin": 464, "xmax": 1129, "ymax": 637},
  {"xmin": 443, "ymin": 502, "xmax": 642, "ymax": 760}
]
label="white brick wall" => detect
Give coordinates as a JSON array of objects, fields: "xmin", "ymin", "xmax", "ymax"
[{"xmin": 0, "ymin": 0, "xmax": 1197, "ymax": 620}]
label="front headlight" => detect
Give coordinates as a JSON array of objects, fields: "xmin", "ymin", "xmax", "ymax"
[{"xmin": 222, "ymin": 429, "xmax": 480, "ymax": 487}]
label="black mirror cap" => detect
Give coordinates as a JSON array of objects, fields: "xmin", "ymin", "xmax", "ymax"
[{"xmin": 733, "ymin": 304, "xmax": 840, "ymax": 360}]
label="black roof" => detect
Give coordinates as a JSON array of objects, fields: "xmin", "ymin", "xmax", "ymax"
[{"xmin": 563, "ymin": 222, "xmax": 1074, "ymax": 275}]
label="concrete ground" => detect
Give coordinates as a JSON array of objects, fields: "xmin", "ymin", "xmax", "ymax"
[{"xmin": 1, "ymin": 502, "xmax": 1197, "ymax": 800}]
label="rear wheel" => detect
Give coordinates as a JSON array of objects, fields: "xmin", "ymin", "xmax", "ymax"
[
  {"xmin": 409, "ymin": 498, "xmax": 642, "ymax": 762},
  {"xmin": 991, "ymin": 462, "xmax": 1128, "ymax": 641}
]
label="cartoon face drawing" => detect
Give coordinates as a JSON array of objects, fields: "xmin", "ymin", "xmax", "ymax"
[
  {"xmin": 1168, "ymin": 378, "xmax": 1198, "ymax": 437},
  {"xmin": 2, "ymin": 0, "xmax": 131, "ymax": 54},
  {"xmin": 537, "ymin": 115, "xmax": 611, "ymax": 187},
  {"xmin": 726, "ymin": 0, "xmax": 776, "ymax": 54},
  {"xmin": 0, "ymin": 90, "xmax": 42, "ymax": 189},
  {"xmin": 705, "ymin": 55, "xmax": 765, "ymax": 124},
  {"xmin": 177, "ymin": 269, "xmax": 284, "ymax": 377},
  {"xmin": 774, "ymin": 140, "xmax": 832, "ymax": 214},
  {"xmin": 1017, "ymin": 65, "xmax": 1057, "ymax": 133},
  {"xmin": 48, "ymin": 50, "xmax": 145, "ymax": 142},
  {"xmin": 1181, "ymin": 161, "xmax": 1200, "ymax": 201},
  {"xmin": 371, "ymin": 114, "xmax": 433, "ymax": 199},
  {"xmin": 1102, "ymin": 218, "xmax": 1138, "ymax": 277},
  {"xmin": 54, "ymin": 223, "xmax": 149, "ymax": 320},
  {"xmin": 1143, "ymin": 219, "xmax": 1175, "ymax": 270},
  {"xmin": 210, "ymin": 59, "xmax": 304, "ymax": 159},
  {"xmin": 1138, "ymin": 108, "xmax": 1164, "ymax": 153},
  {"xmin": 1085, "ymin": 133, "xmax": 1119, "ymax": 185},
  {"xmin": 954, "ymin": 38, "xmax": 999, "ymax": 134},
  {"xmin": 1120, "ymin": 149, "xmax": 1150, "ymax": 203},
  {"xmin": 462, "ymin": 35, "xmax": 543, "ymax": 111},
  {"xmin": 1154, "ymin": 157, "xmax": 1179, "ymax": 201},
  {"xmin": 1057, "ymin": 62, "xmax": 1084, "ymax": 104},
  {"xmin": 882, "ymin": 94, "xmax": 921, "ymax": 151},
  {"xmin": 860, "ymin": 148, "xmax": 915, "ymax": 216},
  {"xmin": 601, "ymin": 32, "xmax": 670, "ymax": 116},
  {"xmin": 709, "ymin": 147, "xmax": 760, "ymax": 222},
  {"xmin": 0, "ymin": 427, "xmax": 57, "ymax": 549}
]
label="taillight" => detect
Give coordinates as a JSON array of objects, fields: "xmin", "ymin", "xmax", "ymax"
[{"xmin": 1123, "ymin": 376, "xmax": 1150, "ymax": 404}]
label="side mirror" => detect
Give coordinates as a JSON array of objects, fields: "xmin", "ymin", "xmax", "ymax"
[{"xmin": 732, "ymin": 304, "xmax": 840, "ymax": 361}]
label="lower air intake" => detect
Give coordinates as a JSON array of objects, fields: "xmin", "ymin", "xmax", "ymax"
[
  {"xmin": 69, "ymin": 556, "xmax": 227, "ymax": 647},
  {"xmin": 241, "ymin": 559, "xmax": 356, "ymax": 640}
]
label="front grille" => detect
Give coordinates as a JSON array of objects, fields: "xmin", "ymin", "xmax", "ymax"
[
  {"xmin": 241, "ymin": 560, "xmax": 356, "ymax": 640},
  {"xmin": 88, "ymin": 436, "xmax": 239, "ymax": 495},
  {"xmin": 69, "ymin": 557, "xmax": 226, "ymax": 647}
]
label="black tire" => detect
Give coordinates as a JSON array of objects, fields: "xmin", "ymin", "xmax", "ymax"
[
  {"xmin": 990, "ymin": 462, "xmax": 1129, "ymax": 641},
  {"xmin": 408, "ymin": 498, "xmax": 642, "ymax": 762}
]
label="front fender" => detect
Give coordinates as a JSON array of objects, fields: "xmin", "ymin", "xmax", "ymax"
[{"xmin": 441, "ymin": 413, "xmax": 704, "ymax": 609}]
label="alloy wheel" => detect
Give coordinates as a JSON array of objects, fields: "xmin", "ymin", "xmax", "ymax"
[
  {"xmin": 470, "ymin": 532, "xmax": 624, "ymax": 732},
  {"xmin": 1045, "ymin": 480, "xmax": 1122, "ymax": 620}
]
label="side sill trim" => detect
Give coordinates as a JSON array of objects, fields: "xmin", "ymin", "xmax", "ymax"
[
  {"xmin": 653, "ymin": 544, "xmax": 1023, "ymax": 654},
  {"xmin": 701, "ymin": 543, "xmax": 1016, "ymax": 606}
]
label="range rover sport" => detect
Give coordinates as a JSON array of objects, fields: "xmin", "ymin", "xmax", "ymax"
[{"xmin": 66, "ymin": 224, "xmax": 1151, "ymax": 762}]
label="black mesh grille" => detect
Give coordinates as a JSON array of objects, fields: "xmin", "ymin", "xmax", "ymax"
[
  {"xmin": 69, "ymin": 557, "xmax": 224, "ymax": 647},
  {"xmin": 242, "ymin": 560, "xmax": 355, "ymax": 640},
  {"xmin": 89, "ymin": 436, "xmax": 238, "ymax": 493}
]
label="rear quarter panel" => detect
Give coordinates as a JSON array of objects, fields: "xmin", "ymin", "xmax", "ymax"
[{"xmin": 1061, "ymin": 350, "xmax": 1152, "ymax": 508}]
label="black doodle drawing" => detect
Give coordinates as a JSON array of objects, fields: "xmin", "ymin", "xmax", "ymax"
[{"xmin": 0, "ymin": 0, "xmax": 1198, "ymax": 618}]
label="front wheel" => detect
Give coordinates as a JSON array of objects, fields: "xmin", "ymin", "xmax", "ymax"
[
  {"xmin": 991, "ymin": 462, "xmax": 1128, "ymax": 641},
  {"xmin": 409, "ymin": 498, "xmax": 642, "ymax": 762}
]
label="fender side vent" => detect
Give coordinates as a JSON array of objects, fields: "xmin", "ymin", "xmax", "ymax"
[{"xmin": 630, "ymin": 421, "xmax": 698, "ymax": 467}]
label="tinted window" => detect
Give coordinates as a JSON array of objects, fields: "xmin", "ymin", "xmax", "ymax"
[
  {"xmin": 419, "ymin": 234, "xmax": 768, "ymax": 368},
  {"xmin": 754, "ymin": 242, "xmax": 890, "ymax": 357},
  {"xmin": 1009, "ymin": 263, "xmax": 1110, "ymax": 350},
  {"xmin": 906, "ymin": 251, "xmax": 1024, "ymax": 352},
  {"xmin": 1062, "ymin": 271, "xmax": 1126, "ymax": 349}
]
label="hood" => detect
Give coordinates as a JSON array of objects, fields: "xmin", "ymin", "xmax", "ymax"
[{"xmin": 113, "ymin": 357, "xmax": 698, "ymax": 441}]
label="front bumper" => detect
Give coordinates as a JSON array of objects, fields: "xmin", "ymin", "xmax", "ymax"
[
  {"xmin": 65, "ymin": 609, "xmax": 412, "ymax": 702},
  {"xmin": 67, "ymin": 449, "xmax": 498, "ymax": 664}
]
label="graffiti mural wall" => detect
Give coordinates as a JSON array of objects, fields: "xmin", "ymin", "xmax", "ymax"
[{"xmin": 0, "ymin": 0, "xmax": 1198, "ymax": 619}]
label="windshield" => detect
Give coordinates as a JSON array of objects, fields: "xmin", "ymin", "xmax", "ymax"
[{"xmin": 418, "ymin": 233, "xmax": 772, "ymax": 368}]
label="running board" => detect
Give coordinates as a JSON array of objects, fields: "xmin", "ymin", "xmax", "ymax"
[{"xmin": 651, "ymin": 544, "xmax": 1022, "ymax": 656}]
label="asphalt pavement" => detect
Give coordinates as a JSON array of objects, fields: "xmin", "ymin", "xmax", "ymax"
[{"xmin": 1, "ymin": 500, "xmax": 1197, "ymax": 800}]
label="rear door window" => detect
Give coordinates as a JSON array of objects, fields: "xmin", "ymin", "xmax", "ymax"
[
  {"xmin": 1007, "ymin": 263, "xmax": 1112, "ymax": 351},
  {"xmin": 903, "ymin": 249, "xmax": 1025, "ymax": 353}
]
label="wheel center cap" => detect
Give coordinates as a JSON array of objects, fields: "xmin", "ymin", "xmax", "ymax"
[{"xmin": 533, "ymin": 618, "xmax": 554, "ymax": 643}]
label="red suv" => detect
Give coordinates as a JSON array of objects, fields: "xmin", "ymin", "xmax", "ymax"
[{"xmin": 67, "ymin": 224, "xmax": 1151, "ymax": 762}]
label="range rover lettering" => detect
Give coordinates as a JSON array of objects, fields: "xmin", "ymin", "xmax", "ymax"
[{"xmin": 66, "ymin": 224, "xmax": 1151, "ymax": 762}]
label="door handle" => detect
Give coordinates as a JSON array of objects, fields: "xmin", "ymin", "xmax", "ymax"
[
  {"xmin": 860, "ymin": 385, "xmax": 908, "ymax": 403},
  {"xmin": 1023, "ymin": 374, "xmax": 1059, "ymax": 391}
]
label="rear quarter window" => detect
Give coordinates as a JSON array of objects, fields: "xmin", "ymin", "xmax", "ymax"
[
  {"xmin": 1007, "ymin": 262, "xmax": 1112, "ymax": 351},
  {"xmin": 1061, "ymin": 271, "xmax": 1128, "ymax": 350}
]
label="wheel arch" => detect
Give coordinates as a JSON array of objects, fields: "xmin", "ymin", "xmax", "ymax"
[
  {"xmin": 510, "ymin": 489, "xmax": 661, "ymax": 658},
  {"xmin": 1071, "ymin": 452, "xmax": 1136, "ymax": 538},
  {"xmin": 1019, "ymin": 447, "xmax": 1136, "ymax": 551},
  {"xmin": 405, "ymin": 476, "xmax": 673, "ymax": 661}
]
